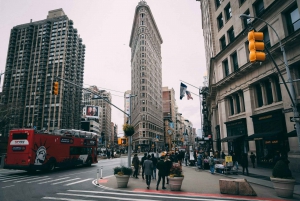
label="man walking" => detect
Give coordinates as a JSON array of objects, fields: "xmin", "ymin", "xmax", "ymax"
[
  {"xmin": 141, "ymin": 153, "xmax": 148, "ymax": 180},
  {"xmin": 151, "ymin": 153, "xmax": 158, "ymax": 180},
  {"xmin": 209, "ymin": 154, "xmax": 215, "ymax": 174},
  {"xmin": 241, "ymin": 153, "xmax": 249, "ymax": 176},
  {"xmin": 132, "ymin": 154, "xmax": 140, "ymax": 178},
  {"xmin": 250, "ymin": 152, "xmax": 256, "ymax": 168},
  {"xmin": 143, "ymin": 155, "xmax": 153, "ymax": 189},
  {"xmin": 165, "ymin": 155, "xmax": 173, "ymax": 184},
  {"xmin": 156, "ymin": 156, "xmax": 167, "ymax": 190}
]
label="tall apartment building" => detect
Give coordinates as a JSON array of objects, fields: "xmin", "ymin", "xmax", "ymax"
[
  {"xmin": 0, "ymin": 9, "xmax": 85, "ymax": 135},
  {"xmin": 197, "ymin": 0, "xmax": 300, "ymax": 172},
  {"xmin": 82, "ymin": 86, "xmax": 111, "ymax": 147},
  {"xmin": 129, "ymin": 1, "xmax": 164, "ymax": 152}
]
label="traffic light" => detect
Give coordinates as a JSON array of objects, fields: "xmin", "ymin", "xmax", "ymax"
[
  {"xmin": 121, "ymin": 138, "xmax": 127, "ymax": 145},
  {"xmin": 118, "ymin": 138, "xmax": 122, "ymax": 145},
  {"xmin": 248, "ymin": 30, "xmax": 266, "ymax": 63},
  {"xmin": 53, "ymin": 82, "xmax": 59, "ymax": 95}
]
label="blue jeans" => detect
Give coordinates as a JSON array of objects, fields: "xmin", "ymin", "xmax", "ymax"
[
  {"xmin": 153, "ymin": 166, "xmax": 156, "ymax": 179},
  {"xmin": 210, "ymin": 165, "xmax": 215, "ymax": 174}
]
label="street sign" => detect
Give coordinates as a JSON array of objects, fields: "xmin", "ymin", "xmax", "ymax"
[
  {"xmin": 225, "ymin": 156, "xmax": 232, "ymax": 162},
  {"xmin": 283, "ymin": 108, "xmax": 293, "ymax": 113},
  {"xmin": 290, "ymin": 117, "xmax": 300, "ymax": 122}
]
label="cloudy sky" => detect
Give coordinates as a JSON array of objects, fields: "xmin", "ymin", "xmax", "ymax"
[{"xmin": 0, "ymin": 0, "xmax": 206, "ymax": 135}]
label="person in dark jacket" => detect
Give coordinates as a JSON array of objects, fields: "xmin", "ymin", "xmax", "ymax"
[
  {"xmin": 165, "ymin": 155, "xmax": 173, "ymax": 184},
  {"xmin": 250, "ymin": 152, "xmax": 256, "ymax": 168},
  {"xmin": 221, "ymin": 151, "xmax": 226, "ymax": 159},
  {"xmin": 241, "ymin": 153, "xmax": 249, "ymax": 176},
  {"xmin": 143, "ymin": 155, "xmax": 153, "ymax": 189},
  {"xmin": 156, "ymin": 156, "xmax": 167, "ymax": 190},
  {"xmin": 151, "ymin": 153, "xmax": 158, "ymax": 180},
  {"xmin": 141, "ymin": 153, "xmax": 148, "ymax": 180},
  {"xmin": 132, "ymin": 154, "xmax": 140, "ymax": 178}
]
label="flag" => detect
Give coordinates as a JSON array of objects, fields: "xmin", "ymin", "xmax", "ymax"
[
  {"xmin": 180, "ymin": 82, "xmax": 187, "ymax": 100},
  {"xmin": 186, "ymin": 91, "xmax": 193, "ymax": 100}
]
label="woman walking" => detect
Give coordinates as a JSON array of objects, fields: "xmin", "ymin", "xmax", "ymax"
[
  {"xmin": 132, "ymin": 154, "xmax": 140, "ymax": 178},
  {"xmin": 143, "ymin": 155, "xmax": 153, "ymax": 189}
]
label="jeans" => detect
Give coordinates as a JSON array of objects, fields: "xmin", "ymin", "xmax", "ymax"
[
  {"xmin": 146, "ymin": 175, "xmax": 151, "ymax": 186},
  {"xmin": 234, "ymin": 161, "xmax": 239, "ymax": 169},
  {"xmin": 152, "ymin": 166, "xmax": 156, "ymax": 179},
  {"xmin": 156, "ymin": 174, "xmax": 165, "ymax": 188},
  {"xmin": 243, "ymin": 166, "xmax": 249, "ymax": 175},
  {"xmin": 210, "ymin": 165, "xmax": 215, "ymax": 174},
  {"xmin": 142, "ymin": 167, "xmax": 145, "ymax": 179}
]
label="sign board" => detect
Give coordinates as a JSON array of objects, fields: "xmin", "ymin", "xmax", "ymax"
[
  {"xmin": 283, "ymin": 108, "xmax": 293, "ymax": 113},
  {"xmin": 225, "ymin": 156, "xmax": 232, "ymax": 162},
  {"xmin": 290, "ymin": 117, "xmax": 300, "ymax": 122}
]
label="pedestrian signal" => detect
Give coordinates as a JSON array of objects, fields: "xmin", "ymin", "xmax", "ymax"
[
  {"xmin": 248, "ymin": 30, "xmax": 266, "ymax": 63},
  {"xmin": 53, "ymin": 82, "xmax": 59, "ymax": 95}
]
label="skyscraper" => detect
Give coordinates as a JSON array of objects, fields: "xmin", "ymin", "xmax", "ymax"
[
  {"xmin": 129, "ymin": 1, "xmax": 164, "ymax": 151},
  {"xmin": 0, "ymin": 9, "xmax": 85, "ymax": 135}
]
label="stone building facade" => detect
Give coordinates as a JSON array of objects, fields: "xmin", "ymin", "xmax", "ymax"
[{"xmin": 197, "ymin": 0, "xmax": 300, "ymax": 171}]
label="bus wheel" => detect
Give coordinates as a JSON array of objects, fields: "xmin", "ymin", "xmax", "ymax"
[{"xmin": 47, "ymin": 162, "xmax": 55, "ymax": 171}]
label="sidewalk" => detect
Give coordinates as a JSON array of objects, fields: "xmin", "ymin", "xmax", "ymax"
[{"xmin": 96, "ymin": 165, "xmax": 300, "ymax": 200}]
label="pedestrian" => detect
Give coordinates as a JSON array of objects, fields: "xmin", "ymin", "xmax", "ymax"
[
  {"xmin": 185, "ymin": 152, "xmax": 189, "ymax": 166},
  {"xmin": 232, "ymin": 152, "xmax": 238, "ymax": 170},
  {"xmin": 209, "ymin": 154, "xmax": 215, "ymax": 174},
  {"xmin": 197, "ymin": 152, "xmax": 203, "ymax": 169},
  {"xmin": 141, "ymin": 153, "xmax": 148, "ymax": 180},
  {"xmin": 221, "ymin": 151, "xmax": 226, "ymax": 159},
  {"xmin": 241, "ymin": 153, "xmax": 249, "ymax": 176},
  {"xmin": 177, "ymin": 151, "xmax": 182, "ymax": 166},
  {"xmin": 151, "ymin": 153, "xmax": 158, "ymax": 180},
  {"xmin": 143, "ymin": 155, "xmax": 153, "ymax": 189},
  {"xmin": 250, "ymin": 152, "xmax": 256, "ymax": 168},
  {"xmin": 165, "ymin": 155, "xmax": 173, "ymax": 184},
  {"xmin": 156, "ymin": 156, "xmax": 167, "ymax": 190},
  {"xmin": 132, "ymin": 154, "xmax": 140, "ymax": 178}
]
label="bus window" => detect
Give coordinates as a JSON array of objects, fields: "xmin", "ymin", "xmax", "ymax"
[
  {"xmin": 87, "ymin": 147, "xmax": 92, "ymax": 154},
  {"xmin": 12, "ymin": 133, "xmax": 27, "ymax": 139}
]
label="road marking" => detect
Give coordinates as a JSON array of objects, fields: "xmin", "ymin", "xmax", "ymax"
[
  {"xmin": 42, "ymin": 197, "xmax": 96, "ymax": 201},
  {"xmin": 0, "ymin": 175, "xmax": 25, "ymax": 180},
  {"xmin": 1, "ymin": 185, "xmax": 15, "ymax": 188},
  {"xmin": 64, "ymin": 178, "xmax": 93, "ymax": 186},
  {"xmin": 39, "ymin": 177, "xmax": 70, "ymax": 184},
  {"xmin": 14, "ymin": 176, "xmax": 49, "ymax": 183},
  {"xmin": 58, "ymin": 170, "xmax": 95, "ymax": 177},
  {"xmin": 27, "ymin": 177, "xmax": 53, "ymax": 183},
  {"xmin": 2, "ymin": 175, "xmax": 46, "ymax": 182},
  {"xmin": 51, "ymin": 178, "xmax": 81, "ymax": 185},
  {"xmin": 58, "ymin": 193, "xmax": 159, "ymax": 201}
]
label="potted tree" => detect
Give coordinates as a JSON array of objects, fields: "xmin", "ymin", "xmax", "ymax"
[
  {"xmin": 114, "ymin": 166, "xmax": 133, "ymax": 188},
  {"xmin": 123, "ymin": 124, "xmax": 134, "ymax": 137},
  {"xmin": 168, "ymin": 163, "xmax": 184, "ymax": 191},
  {"xmin": 270, "ymin": 158, "xmax": 295, "ymax": 198}
]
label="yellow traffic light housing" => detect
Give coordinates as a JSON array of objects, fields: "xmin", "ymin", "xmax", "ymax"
[
  {"xmin": 248, "ymin": 30, "xmax": 266, "ymax": 63},
  {"xmin": 53, "ymin": 82, "xmax": 59, "ymax": 95},
  {"xmin": 118, "ymin": 138, "xmax": 122, "ymax": 145},
  {"xmin": 121, "ymin": 138, "xmax": 127, "ymax": 145}
]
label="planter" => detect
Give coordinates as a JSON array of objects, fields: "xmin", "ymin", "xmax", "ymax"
[
  {"xmin": 115, "ymin": 174, "xmax": 130, "ymax": 188},
  {"xmin": 270, "ymin": 177, "xmax": 295, "ymax": 198},
  {"xmin": 168, "ymin": 176, "xmax": 184, "ymax": 191}
]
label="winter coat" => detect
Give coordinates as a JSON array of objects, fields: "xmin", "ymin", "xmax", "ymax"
[
  {"xmin": 156, "ymin": 159, "xmax": 167, "ymax": 176},
  {"xmin": 151, "ymin": 157, "xmax": 158, "ymax": 167},
  {"xmin": 165, "ymin": 159, "xmax": 173, "ymax": 176},
  {"xmin": 132, "ymin": 156, "xmax": 140, "ymax": 168},
  {"xmin": 241, "ymin": 154, "xmax": 248, "ymax": 167},
  {"xmin": 143, "ymin": 159, "xmax": 153, "ymax": 176},
  {"xmin": 250, "ymin": 154, "xmax": 256, "ymax": 163}
]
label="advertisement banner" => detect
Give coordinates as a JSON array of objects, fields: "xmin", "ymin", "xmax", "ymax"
[
  {"xmin": 125, "ymin": 94, "xmax": 130, "ymax": 116},
  {"xmin": 84, "ymin": 105, "xmax": 99, "ymax": 118}
]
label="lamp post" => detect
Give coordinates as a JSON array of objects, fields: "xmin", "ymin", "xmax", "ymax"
[
  {"xmin": 240, "ymin": 14, "xmax": 300, "ymax": 150},
  {"xmin": 127, "ymin": 94, "xmax": 137, "ymax": 168}
]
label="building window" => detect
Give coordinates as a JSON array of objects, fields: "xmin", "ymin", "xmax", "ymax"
[
  {"xmin": 264, "ymin": 80, "xmax": 273, "ymax": 104},
  {"xmin": 217, "ymin": 13, "xmax": 224, "ymax": 29},
  {"xmin": 243, "ymin": 10, "xmax": 250, "ymax": 29},
  {"xmin": 229, "ymin": 97, "xmax": 234, "ymax": 115},
  {"xmin": 231, "ymin": 52, "xmax": 239, "ymax": 72},
  {"xmin": 235, "ymin": 94, "xmax": 241, "ymax": 113},
  {"xmin": 215, "ymin": 0, "xmax": 221, "ymax": 9},
  {"xmin": 255, "ymin": 84, "xmax": 263, "ymax": 107},
  {"xmin": 223, "ymin": 59, "xmax": 229, "ymax": 77},
  {"xmin": 262, "ymin": 27, "xmax": 271, "ymax": 48},
  {"xmin": 254, "ymin": 0, "xmax": 264, "ymax": 17},
  {"xmin": 220, "ymin": 36, "xmax": 226, "ymax": 50},
  {"xmin": 225, "ymin": 3, "xmax": 232, "ymax": 21},
  {"xmin": 227, "ymin": 27, "xmax": 235, "ymax": 43},
  {"xmin": 240, "ymin": 0, "xmax": 246, "ymax": 6},
  {"xmin": 286, "ymin": 5, "xmax": 300, "ymax": 34}
]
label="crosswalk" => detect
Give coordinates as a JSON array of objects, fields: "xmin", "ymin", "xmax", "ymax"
[
  {"xmin": 0, "ymin": 169, "xmax": 93, "ymax": 187},
  {"xmin": 41, "ymin": 190, "xmax": 264, "ymax": 201}
]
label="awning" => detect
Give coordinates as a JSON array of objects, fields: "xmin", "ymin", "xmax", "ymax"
[
  {"xmin": 246, "ymin": 131, "xmax": 281, "ymax": 141},
  {"xmin": 287, "ymin": 130, "xmax": 297, "ymax": 138},
  {"xmin": 221, "ymin": 134, "xmax": 245, "ymax": 142}
]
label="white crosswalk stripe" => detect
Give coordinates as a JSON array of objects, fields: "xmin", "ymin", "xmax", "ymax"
[
  {"xmin": 38, "ymin": 177, "xmax": 70, "ymax": 184},
  {"xmin": 27, "ymin": 177, "xmax": 54, "ymax": 183},
  {"xmin": 51, "ymin": 178, "xmax": 81, "ymax": 185},
  {"xmin": 2, "ymin": 175, "xmax": 46, "ymax": 182},
  {"xmin": 64, "ymin": 178, "xmax": 93, "ymax": 186}
]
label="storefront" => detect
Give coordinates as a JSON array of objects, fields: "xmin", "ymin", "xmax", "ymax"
[
  {"xmin": 248, "ymin": 110, "xmax": 289, "ymax": 167},
  {"xmin": 222, "ymin": 119, "xmax": 248, "ymax": 162}
]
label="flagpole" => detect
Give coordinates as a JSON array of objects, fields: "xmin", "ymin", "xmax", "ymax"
[{"xmin": 180, "ymin": 80, "xmax": 201, "ymax": 90}]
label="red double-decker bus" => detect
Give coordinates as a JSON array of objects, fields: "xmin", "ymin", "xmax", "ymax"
[{"xmin": 4, "ymin": 128, "xmax": 98, "ymax": 172}]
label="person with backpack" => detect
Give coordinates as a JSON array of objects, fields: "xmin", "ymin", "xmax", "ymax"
[{"xmin": 208, "ymin": 154, "xmax": 215, "ymax": 174}]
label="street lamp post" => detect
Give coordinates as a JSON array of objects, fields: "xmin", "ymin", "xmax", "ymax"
[
  {"xmin": 127, "ymin": 94, "xmax": 137, "ymax": 168},
  {"xmin": 240, "ymin": 14, "xmax": 300, "ymax": 150}
]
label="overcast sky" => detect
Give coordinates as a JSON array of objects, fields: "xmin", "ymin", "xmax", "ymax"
[{"xmin": 0, "ymin": 0, "xmax": 206, "ymax": 135}]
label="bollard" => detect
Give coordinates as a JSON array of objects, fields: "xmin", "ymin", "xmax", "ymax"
[
  {"xmin": 100, "ymin": 166, "xmax": 103, "ymax": 179},
  {"xmin": 96, "ymin": 168, "xmax": 99, "ymax": 185}
]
